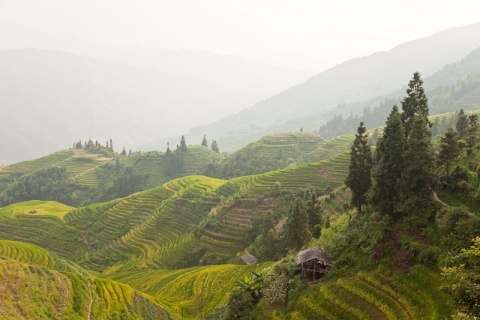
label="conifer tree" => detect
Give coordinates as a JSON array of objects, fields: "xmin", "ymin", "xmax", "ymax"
[
  {"xmin": 121, "ymin": 147, "xmax": 127, "ymax": 156},
  {"xmin": 201, "ymin": 135, "xmax": 208, "ymax": 147},
  {"xmin": 466, "ymin": 114, "xmax": 479, "ymax": 147},
  {"xmin": 286, "ymin": 198, "xmax": 310, "ymax": 251},
  {"xmin": 438, "ymin": 129, "xmax": 461, "ymax": 179},
  {"xmin": 370, "ymin": 106, "xmax": 405, "ymax": 215},
  {"xmin": 456, "ymin": 109, "xmax": 468, "ymax": 137},
  {"xmin": 304, "ymin": 189, "xmax": 322, "ymax": 229},
  {"xmin": 110, "ymin": 138, "xmax": 113, "ymax": 151},
  {"xmin": 211, "ymin": 140, "xmax": 220, "ymax": 153},
  {"xmin": 165, "ymin": 143, "xmax": 172, "ymax": 157},
  {"xmin": 346, "ymin": 122, "xmax": 372, "ymax": 214},
  {"xmin": 398, "ymin": 114, "xmax": 437, "ymax": 224},
  {"xmin": 401, "ymin": 72, "xmax": 429, "ymax": 137},
  {"xmin": 180, "ymin": 135, "xmax": 187, "ymax": 152}
]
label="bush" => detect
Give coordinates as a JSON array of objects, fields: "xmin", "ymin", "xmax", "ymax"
[{"xmin": 225, "ymin": 288, "xmax": 255, "ymax": 320}]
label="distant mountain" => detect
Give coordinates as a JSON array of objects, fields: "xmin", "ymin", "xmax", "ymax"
[
  {"xmin": 181, "ymin": 22, "xmax": 480, "ymax": 152},
  {"xmin": 0, "ymin": 23, "xmax": 310, "ymax": 103},
  {"xmin": 0, "ymin": 48, "xmax": 307, "ymax": 164}
]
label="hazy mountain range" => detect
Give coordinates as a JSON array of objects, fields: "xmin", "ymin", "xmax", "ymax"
[
  {"xmin": 2, "ymin": 22, "xmax": 480, "ymax": 163},
  {"xmin": 183, "ymin": 22, "xmax": 480, "ymax": 151}
]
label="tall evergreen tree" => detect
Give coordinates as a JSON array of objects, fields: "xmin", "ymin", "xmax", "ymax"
[
  {"xmin": 466, "ymin": 114, "xmax": 479, "ymax": 147},
  {"xmin": 201, "ymin": 135, "xmax": 208, "ymax": 147},
  {"xmin": 438, "ymin": 129, "xmax": 461, "ymax": 179},
  {"xmin": 456, "ymin": 109, "xmax": 468, "ymax": 137},
  {"xmin": 286, "ymin": 198, "xmax": 310, "ymax": 251},
  {"xmin": 401, "ymin": 72, "xmax": 429, "ymax": 137},
  {"xmin": 346, "ymin": 122, "xmax": 372, "ymax": 214},
  {"xmin": 165, "ymin": 143, "xmax": 172, "ymax": 157},
  {"xmin": 304, "ymin": 189, "xmax": 322, "ymax": 229},
  {"xmin": 370, "ymin": 106, "xmax": 405, "ymax": 216},
  {"xmin": 211, "ymin": 140, "xmax": 220, "ymax": 153},
  {"xmin": 180, "ymin": 135, "xmax": 187, "ymax": 152},
  {"xmin": 398, "ymin": 114, "xmax": 437, "ymax": 225}
]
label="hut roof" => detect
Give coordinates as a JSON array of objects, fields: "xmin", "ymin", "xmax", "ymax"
[
  {"xmin": 240, "ymin": 254, "xmax": 259, "ymax": 265},
  {"xmin": 296, "ymin": 247, "xmax": 332, "ymax": 265}
]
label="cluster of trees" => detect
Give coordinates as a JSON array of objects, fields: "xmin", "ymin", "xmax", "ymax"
[
  {"xmin": 346, "ymin": 72, "xmax": 469, "ymax": 226},
  {"xmin": 0, "ymin": 167, "xmax": 82, "ymax": 206},
  {"xmin": 247, "ymin": 188, "xmax": 325, "ymax": 261},
  {"xmin": 320, "ymin": 74, "xmax": 480, "ymax": 139},
  {"xmin": 345, "ymin": 73, "xmax": 480, "ymax": 316},
  {"xmin": 200, "ymin": 134, "xmax": 220, "ymax": 153},
  {"xmin": 73, "ymin": 138, "xmax": 115, "ymax": 151}
]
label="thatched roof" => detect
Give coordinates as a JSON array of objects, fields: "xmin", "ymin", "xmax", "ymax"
[
  {"xmin": 240, "ymin": 254, "xmax": 259, "ymax": 265},
  {"xmin": 296, "ymin": 247, "xmax": 332, "ymax": 266}
]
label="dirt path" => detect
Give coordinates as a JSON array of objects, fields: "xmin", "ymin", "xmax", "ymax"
[
  {"xmin": 87, "ymin": 281, "xmax": 93, "ymax": 320},
  {"xmin": 433, "ymin": 191, "xmax": 479, "ymax": 219}
]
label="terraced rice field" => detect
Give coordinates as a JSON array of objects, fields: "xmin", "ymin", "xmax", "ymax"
[
  {"xmin": 296, "ymin": 134, "xmax": 355, "ymax": 165},
  {"xmin": 0, "ymin": 239, "xmax": 55, "ymax": 268},
  {"xmin": 0, "ymin": 200, "xmax": 73, "ymax": 220},
  {"xmin": 0, "ymin": 150, "xmax": 76, "ymax": 174},
  {"xmin": 233, "ymin": 132, "xmax": 325, "ymax": 160},
  {"xmin": 111, "ymin": 263, "xmax": 271, "ymax": 318},
  {"xmin": 293, "ymin": 266, "xmax": 453, "ymax": 320},
  {"xmin": 229, "ymin": 150, "xmax": 349, "ymax": 195}
]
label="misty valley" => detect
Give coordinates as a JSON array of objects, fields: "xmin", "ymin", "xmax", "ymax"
[{"xmin": 1, "ymin": 18, "xmax": 480, "ymax": 320}]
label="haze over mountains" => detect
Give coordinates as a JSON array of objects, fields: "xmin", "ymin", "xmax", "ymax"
[
  {"xmin": 184, "ymin": 22, "xmax": 480, "ymax": 151},
  {"xmin": 0, "ymin": 25, "xmax": 309, "ymax": 164},
  {"xmin": 2, "ymin": 22, "xmax": 480, "ymax": 163}
]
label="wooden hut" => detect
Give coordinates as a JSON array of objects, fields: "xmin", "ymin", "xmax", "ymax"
[
  {"xmin": 240, "ymin": 254, "xmax": 259, "ymax": 265},
  {"xmin": 296, "ymin": 247, "xmax": 332, "ymax": 282}
]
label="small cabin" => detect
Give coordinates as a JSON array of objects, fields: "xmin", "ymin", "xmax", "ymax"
[
  {"xmin": 240, "ymin": 254, "xmax": 259, "ymax": 265},
  {"xmin": 297, "ymin": 246, "xmax": 332, "ymax": 282}
]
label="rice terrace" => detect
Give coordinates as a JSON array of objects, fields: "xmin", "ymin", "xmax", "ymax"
[{"xmin": 1, "ymin": 4, "xmax": 480, "ymax": 319}]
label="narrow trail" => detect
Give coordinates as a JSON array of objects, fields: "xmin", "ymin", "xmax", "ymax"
[
  {"xmin": 87, "ymin": 281, "xmax": 93, "ymax": 320},
  {"xmin": 433, "ymin": 191, "xmax": 479, "ymax": 219},
  {"xmin": 432, "ymin": 191, "xmax": 448, "ymax": 206}
]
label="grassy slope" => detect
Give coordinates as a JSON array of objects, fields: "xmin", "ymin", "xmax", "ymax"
[
  {"xmin": 0, "ymin": 240, "xmax": 171, "ymax": 320},
  {"xmin": 111, "ymin": 263, "xmax": 272, "ymax": 318},
  {"xmin": 0, "ymin": 200, "xmax": 73, "ymax": 220},
  {"xmin": 288, "ymin": 266, "xmax": 452, "ymax": 320}
]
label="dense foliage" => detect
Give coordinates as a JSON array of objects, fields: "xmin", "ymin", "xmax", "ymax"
[{"xmin": 0, "ymin": 167, "xmax": 83, "ymax": 206}]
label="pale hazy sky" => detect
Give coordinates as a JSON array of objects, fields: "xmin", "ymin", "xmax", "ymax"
[{"xmin": 1, "ymin": 0, "xmax": 480, "ymax": 72}]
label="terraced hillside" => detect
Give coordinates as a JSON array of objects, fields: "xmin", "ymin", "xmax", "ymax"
[
  {"xmin": 212, "ymin": 132, "xmax": 329, "ymax": 178},
  {"xmin": 0, "ymin": 148, "xmax": 114, "ymax": 189},
  {"xmin": 0, "ymin": 144, "xmax": 349, "ymax": 273},
  {"xmin": 0, "ymin": 240, "xmax": 171, "ymax": 320},
  {"xmin": 0, "ymin": 201, "xmax": 86, "ymax": 261},
  {"xmin": 112, "ymin": 263, "xmax": 272, "ymax": 318},
  {"xmin": 131, "ymin": 146, "xmax": 224, "ymax": 186},
  {"xmin": 295, "ymin": 134, "xmax": 354, "ymax": 165},
  {"xmin": 290, "ymin": 266, "xmax": 453, "ymax": 320}
]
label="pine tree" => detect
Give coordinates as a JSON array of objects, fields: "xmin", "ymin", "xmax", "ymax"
[
  {"xmin": 211, "ymin": 140, "xmax": 219, "ymax": 153},
  {"xmin": 345, "ymin": 122, "xmax": 372, "ymax": 214},
  {"xmin": 286, "ymin": 198, "xmax": 310, "ymax": 251},
  {"xmin": 180, "ymin": 135, "xmax": 187, "ymax": 152},
  {"xmin": 165, "ymin": 143, "xmax": 172, "ymax": 157},
  {"xmin": 398, "ymin": 114, "xmax": 437, "ymax": 225},
  {"xmin": 370, "ymin": 106, "xmax": 405, "ymax": 215},
  {"xmin": 456, "ymin": 109, "xmax": 468, "ymax": 137},
  {"xmin": 121, "ymin": 147, "xmax": 127, "ymax": 156},
  {"xmin": 201, "ymin": 135, "xmax": 208, "ymax": 147},
  {"xmin": 304, "ymin": 189, "xmax": 322, "ymax": 229},
  {"xmin": 401, "ymin": 72, "xmax": 429, "ymax": 137},
  {"xmin": 110, "ymin": 138, "xmax": 113, "ymax": 151},
  {"xmin": 438, "ymin": 129, "xmax": 461, "ymax": 179},
  {"xmin": 465, "ymin": 114, "xmax": 479, "ymax": 147}
]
